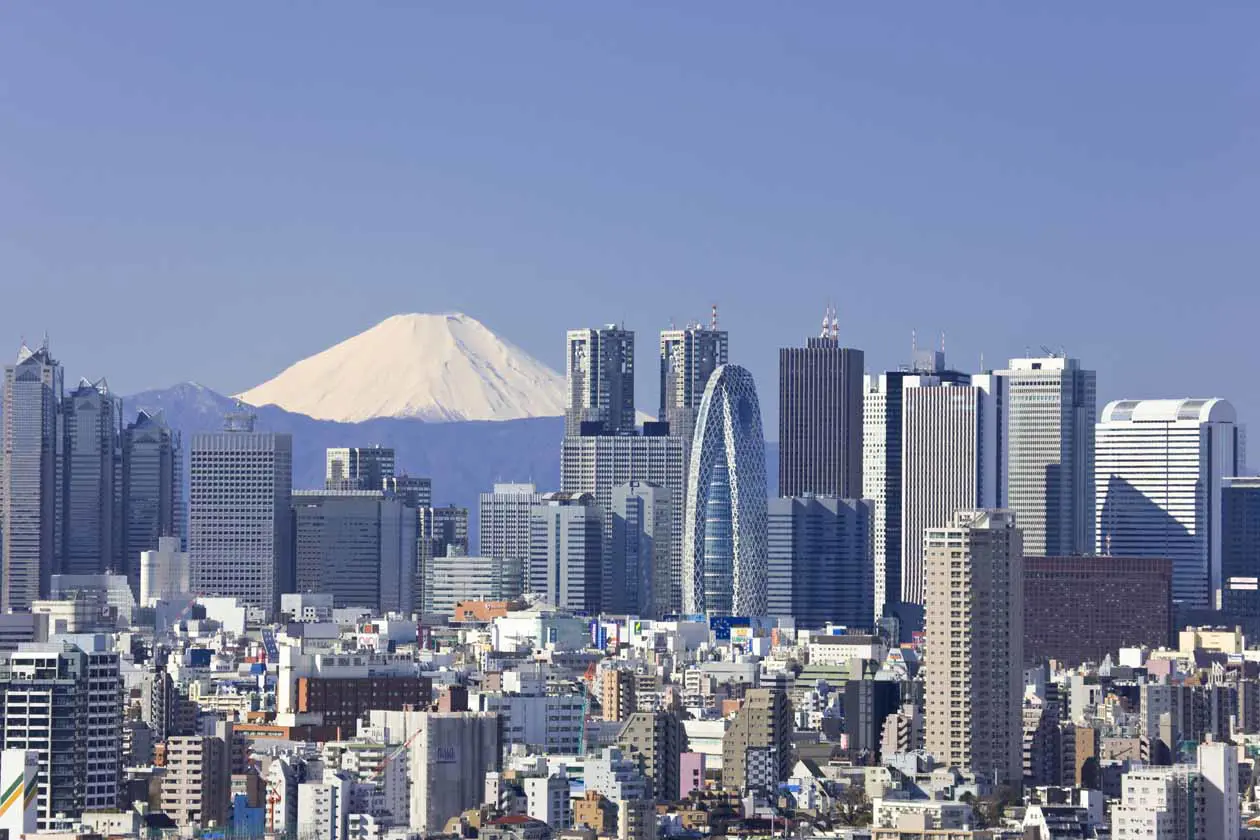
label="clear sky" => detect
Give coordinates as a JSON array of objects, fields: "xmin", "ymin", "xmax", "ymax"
[{"xmin": 2, "ymin": 4, "xmax": 1257, "ymax": 435}]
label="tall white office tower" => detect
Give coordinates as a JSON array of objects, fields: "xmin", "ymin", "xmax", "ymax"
[
  {"xmin": 683, "ymin": 365, "xmax": 768, "ymax": 616},
  {"xmin": 1096, "ymin": 399, "xmax": 1242, "ymax": 609},
  {"xmin": 2, "ymin": 341, "xmax": 63, "ymax": 612},
  {"xmin": 528, "ymin": 492, "xmax": 602, "ymax": 612},
  {"xmin": 863, "ymin": 349, "xmax": 967, "ymax": 620},
  {"xmin": 659, "ymin": 323, "xmax": 728, "ymax": 445},
  {"xmin": 923, "ymin": 510, "xmax": 1023, "ymax": 790},
  {"xmin": 610, "ymin": 481, "xmax": 672, "ymax": 618},
  {"xmin": 479, "ymin": 483, "xmax": 542, "ymax": 582},
  {"xmin": 122, "ymin": 410, "xmax": 183, "ymax": 588},
  {"xmin": 61, "ymin": 378, "xmax": 123, "ymax": 576},
  {"xmin": 994, "ymin": 356, "xmax": 1096, "ymax": 556},
  {"xmin": 0, "ymin": 642, "xmax": 123, "ymax": 829},
  {"xmin": 561, "ymin": 433, "xmax": 687, "ymax": 614},
  {"xmin": 566, "ymin": 326, "xmax": 636, "ymax": 437},
  {"xmin": 899, "ymin": 373, "xmax": 1004, "ymax": 607},
  {"xmin": 189, "ymin": 410, "xmax": 293, "ymax": 620},
  {"xmin": 325, "ymin": 446, "xmax": 395, "ymax": 491}
]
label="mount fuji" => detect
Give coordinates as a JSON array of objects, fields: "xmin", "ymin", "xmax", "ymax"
[
  {"xmin": 236, "ymin": 312, "xmax": 566, "ymax": 423},
  {"xmin": 124, "ymin": 314, "xmax": 569, "ymax": 535}
]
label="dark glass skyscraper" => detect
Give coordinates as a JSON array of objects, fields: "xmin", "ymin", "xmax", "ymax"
[
  {"xmin": 1223, "ymin": 477, "xmax": 1260, "ymax": 617},
  {"xmin": 2, "ymin": 341, "xmax": 63, "ymax": 611},
  {"xmin": 767, "ymin": 495, "xmax": 874, "ymax": 629},
  {"xmin": 778, "ymin": 332, "xmax": 863, "ymax": 499},
  {"xmin": 122, "ymin": 409, "xmax": 182, "ymax": 587}
]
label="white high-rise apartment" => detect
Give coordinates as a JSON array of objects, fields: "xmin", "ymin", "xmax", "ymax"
[
  {"xmin": 900, "ymin": 373, "xmax": 1004, "ymax": 606},
  {"xmin": 566, "ymin": 326, "xmax": 636, "ymax": 437},
  {"xmin": 923, "ymin": 510, "xmax": 1023, "ymax": 789},
  {"xmin": 479, "ymin": 482, "xmax": 542, "ymax": 572},
  {"xmin": 1095, "ymin": 398, "xmax": 1242, "ymax": 609},
  {"xmin": 189, "ymin": 410, "xmax": 293, "ymax": 620},
  {"xmin": 561, "ymin": 434, "xmax": 687, "ymax": 614},
  {"xmin": 994, "ymin": 356, "xmax": 1096, "ymax": 557},
  {"xmin": 2, "ymin": 342, "xmax": 63, "ymax": 612}
]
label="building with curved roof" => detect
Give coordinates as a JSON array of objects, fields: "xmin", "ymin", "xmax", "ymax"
[
  {"xmin": 683, "ymin": 364, "xmax": 768, "ymax": 616},
  {"xmin": 1096, "ymin": 397, "xmax": 1243, "ymax": 608}
]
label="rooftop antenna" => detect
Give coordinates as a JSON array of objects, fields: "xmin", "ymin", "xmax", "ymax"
[
  {"xmin": 830, "ymin": 303, "xmax": 839, "ymax": 340},
  {"xmin": 980, "ymin": 351, "xmax": 985, "ymax": 371},
  {"xmin": 820, "ymin": 304, "xmax": 830, "ymax": 339},
  {"xmin": 940, "ymin": 331, "xmax": 945, "ymax": 354},
  {"xmin": 710, "ymin": 303, "xmax": 719, "ymax": 331},
  {"xmin": 911, "ymin": 329, "xmax": 918, "ymax": 355},
  {"xmin": 41, "ymin": 331, "xmax": 49, "ymax": 351}
]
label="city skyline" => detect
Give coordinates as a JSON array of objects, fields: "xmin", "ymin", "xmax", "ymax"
[{"xmin": 2, "ymin": 6, "xmax": 1257, "ymax": 440}]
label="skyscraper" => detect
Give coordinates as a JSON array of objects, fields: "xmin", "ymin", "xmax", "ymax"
[
  {"xmin": 122, "ymin": 410, "xmax": 183, "ymax": 588},
  {"xmin": 561, "ymin": 433, "xmax": 687, "ymax": 614},
  {"xmin": 1222, "ymin": 476, "xmax": 1260, "ymax": 618},
  {"xmin": 0, "ymin": 642, "xmax": 123, "ymax": 828},
  {"xmin": 325, "ymin": 446, "xmax": 395, "ymax": 491},
  {"xmin": 60, "ymin": 377, "xmax": 122, "ymax": 576},
  {"xmin": 2, "ymin": 341, "xmax": 63, "ymax": 612},
  {"xmin": 566, "ymin": 326, "xmax": 636, "ymax": 437},
  {"xmin": 610, "ymin": 481, "xmax": 672, "ymax": 617},
  {"xmin": 863, "ymin": 349, "xmax": 968, "ymax": 620},
  {"xmin": 189, "ymin": 410, "xmax": 293, "ymax": 620},
  {"xmin": 1095, "ymin": 398, "xmax": 1242, "ymax": 608},
  {"xmin": 778, "ymin": 315, "xmax": 864, "ymax": 498},
  {"xmin": 529, "ymin": 492, "xmax": 602, "ymax": 612},
  {"xmin": 292, "ymin": 490, "xmax": 416, "ymax": 614},
  {"xmin": 417, "ymin": 505, "xmax": 470, "ymax": 613},
  {"xmin": 683, "ymin": 364, "xmax": 768, "ymax": 616},
  {"xmin": 995, "ymin": 356, "xmax": 1096, "ymax": 557},
  {"xmin": 924, "ymin": 510, "xmax": 1023, "ymax": 789},
  {"xmin": 767, "ymin": 496, "xmax": 874, "ymax": 629},
  {"xmin": 478, "ymin": 482, "xmax": 542, "ymax": 574},
  {"xmin": 659, "ymin": 323, "xmax": 728, "ymax": 445},
  {"xmin": 383, "ymin": 474, "xmax": 432, "ymax": 508},
  {"xmin": 900, "ymin": 373, "xmax": 1004, "ymax": 606}
]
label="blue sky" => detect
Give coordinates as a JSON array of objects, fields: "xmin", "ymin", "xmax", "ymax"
[{"xmin": 1, "ymin": 4, "xmax": 1257, "ymax": 433}]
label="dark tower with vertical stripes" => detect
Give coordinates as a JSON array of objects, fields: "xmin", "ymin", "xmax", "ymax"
[{"xmin": 778, "ymin": 312, "xmax": 863, "ymax": 498}]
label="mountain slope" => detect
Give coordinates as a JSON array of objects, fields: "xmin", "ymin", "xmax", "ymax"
[{"xmin": 236, "ymin": 312, "xmax": 566, "ymax": 423}]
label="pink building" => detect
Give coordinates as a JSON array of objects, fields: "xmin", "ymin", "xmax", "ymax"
[{"xmin": 680, "ymin": 752, "xmax": 706, "ymax": 799}]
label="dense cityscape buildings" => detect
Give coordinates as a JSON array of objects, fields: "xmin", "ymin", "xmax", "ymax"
[{"xmin": 0, "ymin": 312, "xmax": 1258, "ymax": 840}]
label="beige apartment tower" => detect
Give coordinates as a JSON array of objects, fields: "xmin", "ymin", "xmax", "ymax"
[{"xmin": 924, "ymin": 510, "xmax": 1023, "ymax": 789}]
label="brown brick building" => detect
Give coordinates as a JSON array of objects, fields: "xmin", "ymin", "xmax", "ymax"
[
  {"xmin": 1023, "ymin": 556, "xmax": 1172, "ymax": 666},
  {"xmin": 296, "ymin": 674, "xmax": 431, "ymax": 736}
]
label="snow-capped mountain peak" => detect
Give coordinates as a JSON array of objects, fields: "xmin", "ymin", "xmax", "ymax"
[{"xmin": 235, "ymin": 313, "xmax": 565, "ymax": 423}]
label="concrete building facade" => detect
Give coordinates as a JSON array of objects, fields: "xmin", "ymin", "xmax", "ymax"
[{"xmin": 923, "ymin": 510, "xmax": 1023, "ymax": 789}]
